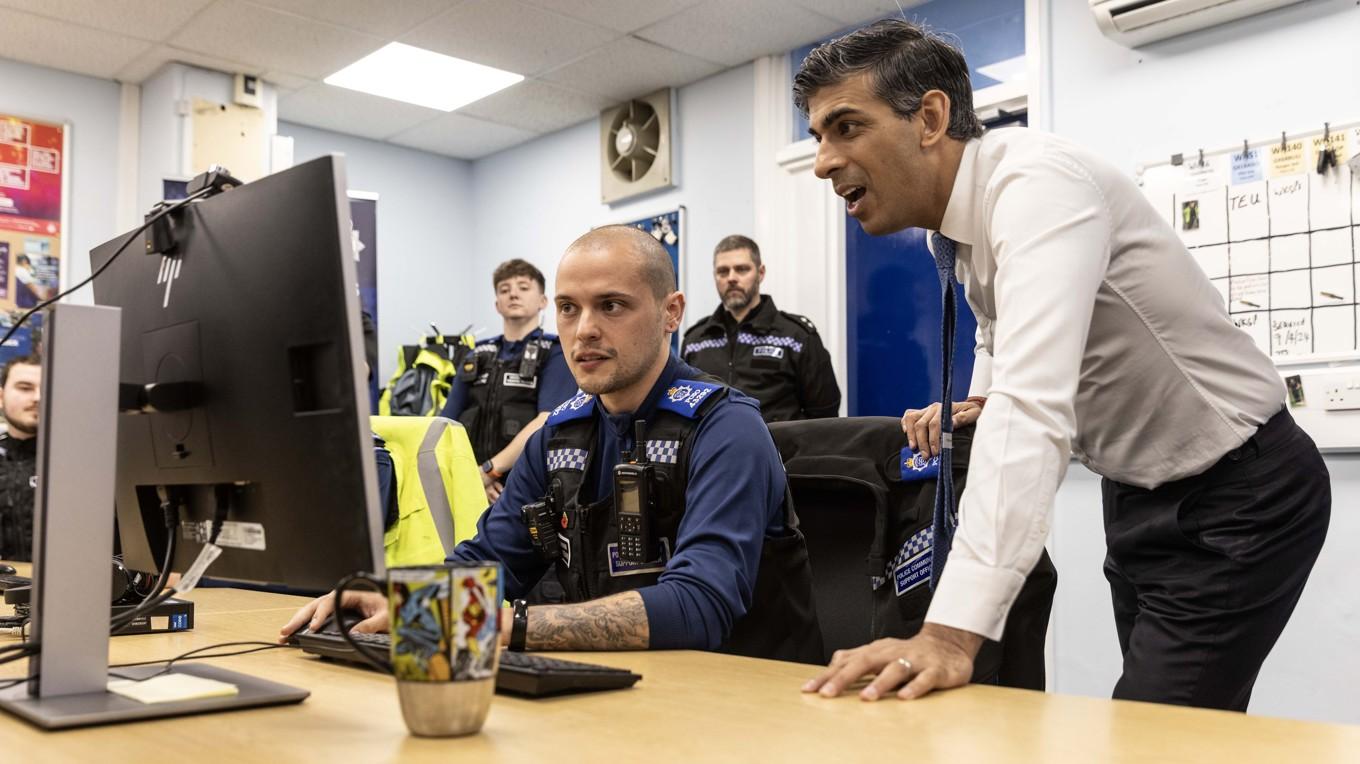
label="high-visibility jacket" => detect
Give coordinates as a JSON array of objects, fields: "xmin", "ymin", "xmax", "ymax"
[{"xmin": 370, "ymin": 415, "xmax": 488, "ymax": 567}]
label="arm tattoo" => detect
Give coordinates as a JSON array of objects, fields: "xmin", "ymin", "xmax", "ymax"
[{"xmin": 526, "ymin": 591, "xmax": 649, "ymax": 651}]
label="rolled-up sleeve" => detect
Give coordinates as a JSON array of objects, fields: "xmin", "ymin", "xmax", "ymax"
[{"xmin": 926, "ymin": 153, "xmax": 1112, "ymax": 641}]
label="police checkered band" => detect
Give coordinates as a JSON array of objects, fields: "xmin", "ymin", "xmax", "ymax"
[
  {"xmin": 885, "ymin": 527, "xmax": 933, "ymax": 576},
  {"xmin": 546, "ymin": 448, "xmax": 588, "ymax": 472},
  {"xmin": 683, "ymin": 338, "xmax": 726, "ymax": 355},
  {"xmin": 736, "ymin": 333, "xmax": 803, "ymax": 353},
  {"xmin": 645, "ymin": 440, "xmax": 680, "ymax": 464}
]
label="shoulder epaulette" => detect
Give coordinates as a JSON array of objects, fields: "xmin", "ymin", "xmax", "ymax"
[
  {"xmin": 780, "ymin": 310, "xmax": 818, "ymax": 335},
  {"xmin": 546, "ymin": 390, "xmax": 595, "ymax": 425},
  {"xmin": 657, "ymin": 379, "xmax": 724, "ymax": 419}
]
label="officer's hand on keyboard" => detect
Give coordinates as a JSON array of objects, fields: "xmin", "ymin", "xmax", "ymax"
[
  {"xmin": 901, "ymin": 401, "xmax": 983, "ymax": 459},
  {"xmin": 278, "ymin": 589, "xmax": 388, "ymax": 643}
]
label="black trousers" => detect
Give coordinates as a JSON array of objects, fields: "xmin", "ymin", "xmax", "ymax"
[{"xmin": 1101, "ymin": 408, "xmax": 1330, "ymax": 711}]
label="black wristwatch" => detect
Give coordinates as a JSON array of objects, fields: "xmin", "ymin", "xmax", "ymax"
[{"xmin": 509, "ymin": 598, "xmax": 529, "ymax": 652}]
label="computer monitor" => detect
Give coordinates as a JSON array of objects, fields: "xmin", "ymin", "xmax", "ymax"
[{"xmin": 92, "ymin": 154, "xmax": 384, "ymax": 592}]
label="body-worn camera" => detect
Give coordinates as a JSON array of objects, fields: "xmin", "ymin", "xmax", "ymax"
[{"xmin": 522, "ymin": 487, "xmax": 561, "ymax": 563}]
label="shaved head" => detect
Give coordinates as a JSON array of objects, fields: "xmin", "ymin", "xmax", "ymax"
[{"xmin": 565, "ymin": 225, "xmax": 675, "ymax": 302}]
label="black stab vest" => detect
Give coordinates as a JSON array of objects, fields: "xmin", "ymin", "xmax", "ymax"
[{"xmin": 542, "ymin": 381, "xmax": 823, "ymax": 664}]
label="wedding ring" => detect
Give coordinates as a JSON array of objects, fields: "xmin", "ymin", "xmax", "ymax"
[{"xmin": 896, "ymin": 657, "xmax": 913, "ymax": 672}]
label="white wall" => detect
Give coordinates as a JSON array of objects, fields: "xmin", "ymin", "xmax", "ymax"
[
  {"xmin": 0, "ymin": 57, "xmax": 123, "ymax": 300},
  {"xmin": 467, "ymin": 64, "xmax": 756, "ymax": 339},
  {"xmin": 283, "ymin": 121, "xmax": 476, "ymax": 381},
  {"xmin": 1044, "ymin": 0, "xmax": 1360, "ymax": 724}
]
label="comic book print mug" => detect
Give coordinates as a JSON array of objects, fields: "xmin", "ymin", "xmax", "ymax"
[{"xmin": 335, "ymin": 563, "xmax": 501, "ymax": 737}]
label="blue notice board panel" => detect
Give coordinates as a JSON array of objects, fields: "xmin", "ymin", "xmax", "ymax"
[{"xmin": 845, "ymin": 224, "xmax": 977, "ymax": 417}]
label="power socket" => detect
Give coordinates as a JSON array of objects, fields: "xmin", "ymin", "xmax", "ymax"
[{"xmin": 1321, "ymin": 375, "xmax": 1360, "ymax": 411}]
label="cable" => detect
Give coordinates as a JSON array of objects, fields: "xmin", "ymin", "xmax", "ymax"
[
  {"xmin": 109, "ymin": 485, "xmax": 184, "ymax": 634},
  {"xmin": 0, "ymin": 186, "xmax": 211, "ymax": 350},
  {"xmin": 109, "ymin": 641, "xmax": 294, "ymax": 682}
]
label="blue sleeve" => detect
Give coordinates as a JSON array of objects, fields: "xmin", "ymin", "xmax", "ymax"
[
  {"xmin": 535, "ymin": 345, "xmax": 576, "ymax": 412},
  {"xmin": 439, "ymin": 375, "xmax": 468, "ymax": 420},
  {"xmin": 374, "ymin": 439, "xmax": 398, "ymax": 529},
  {"xmin": 447, "ymin": 427, "xmax": 551, "ymax": 598},
  {"xmin": 636, "ymin": 394, "xmax": 785, "ymax": 650}
]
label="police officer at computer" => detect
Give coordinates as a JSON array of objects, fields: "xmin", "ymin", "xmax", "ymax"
[{"xmin": 283, "ymin": 226, "xmax": 821, "ymax": 661}]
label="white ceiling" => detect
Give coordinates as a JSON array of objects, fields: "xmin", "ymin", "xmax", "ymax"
[{"xmin": 0, "ymin": 0, "xmax": 913, "ymax": 160}]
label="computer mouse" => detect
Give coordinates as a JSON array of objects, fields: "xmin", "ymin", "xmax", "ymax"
[{"xmin": 0, "ymin": 564, "xmax": 16, "ymax": 575}]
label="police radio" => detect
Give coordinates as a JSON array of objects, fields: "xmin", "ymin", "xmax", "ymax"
[{"xmin": 614, "ymin": 421, "xmax": 654, "ymax": 564}]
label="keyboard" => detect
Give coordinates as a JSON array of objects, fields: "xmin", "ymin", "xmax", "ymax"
[{"xmin": 293, "ymin": 628, "xmax": 641, "ymax": 698}]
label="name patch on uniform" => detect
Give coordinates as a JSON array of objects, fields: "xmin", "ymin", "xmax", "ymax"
[
  {"xmin": 502, "ymin": 372, "xmax": 537, "ymax": 389},
  {"xmin": 659, "ymin": 379, "xmax": 721, "ymax": 418},
  {"xmin": 606, "ymin": 538, "xmax": 672, "ymax": 577},
  {"xmin": 752, "ymin": 345, "xmax": 784, "ymax": 360},
  {"xmin": 900, "ymin": 447, "xmax": 940, "ymax": 482},
  {"xmin": 558, "ymin": 533, "xmax": 571, "ymax": 568},
  {"xmin": 891, "ymin": 527, "xmax": 934, "ymax": 596}
]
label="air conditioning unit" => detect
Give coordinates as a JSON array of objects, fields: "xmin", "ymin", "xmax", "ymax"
[
  {"xmin": 1090, "ymin": 0, "xmax": 1306, "ymax": 47},
  {"xmin": 600, "ymin": 88, "xmax": 673, "ymax": 204}
]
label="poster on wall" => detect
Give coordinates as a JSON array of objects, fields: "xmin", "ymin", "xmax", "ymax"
[
  {"xmin": 349, "ymin": 192, "xmax": 379, "ymax": 409},
  {"xmin": 0, "ymin": 112, "xmax": 67, "ymax": 369},
  {"xmin": 620, "ymin": 207, "xmax": 684, "ymax": 351}
]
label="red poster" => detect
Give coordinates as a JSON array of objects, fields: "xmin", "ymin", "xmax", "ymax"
[{"xmin": 0, "ymin": 113, "xmax": 64, "ymax": 313}]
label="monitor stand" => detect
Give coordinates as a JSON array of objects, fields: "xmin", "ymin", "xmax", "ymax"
[{"xmin": 0, "ymin": 304, "xmax": 307, "ymax": 730}]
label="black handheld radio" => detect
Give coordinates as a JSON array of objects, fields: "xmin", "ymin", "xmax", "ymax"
[{"xmin": 613, "ymin": 420, "xmax": 653, "ymax": 564}]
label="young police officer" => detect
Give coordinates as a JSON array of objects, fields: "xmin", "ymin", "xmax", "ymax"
[
  {"xmin": 440, "ymin": 259, "xmax": 576, "ymax": 502},
  {"xmin": 283, "ymin": 226, "xmax": 820, "ymax": 661},
  {"xmin": 682, "ymin": 235, "xmax": 840, "ymax": 422}
]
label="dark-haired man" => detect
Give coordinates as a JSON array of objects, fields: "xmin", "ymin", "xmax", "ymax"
[
  {"xmin": 796, "ymin": 20, "xmax": 1328, "ymax": 711},
  {"xmin": 440, "ymin": 258, "xmax": 576, "ymax": 502},
  {"xmin": 284, "ymin": 226, "xmax": 821, "ymax": 661},
  {"xmin": 682, "ymin": 235, "xmax": 840, "ymax": 422},
  {"xmin": 0, "ymin": 354, "xmax": 41, "ymax": 561}
]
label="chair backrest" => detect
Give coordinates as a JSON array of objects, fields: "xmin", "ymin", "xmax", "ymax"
[{"xmin": 370, "ymin": 415, "xmax": 488, "ymax": 567}]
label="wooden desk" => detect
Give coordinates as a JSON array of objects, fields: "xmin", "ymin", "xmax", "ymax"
[{"xmin": 2, "ymin": 586, "xmax": 1358, "ymax": 762}]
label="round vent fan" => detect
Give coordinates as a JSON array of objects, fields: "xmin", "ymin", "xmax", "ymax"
[{"xmin": 606, "ymin": 99, "xmax": 661, "ymax": 184}]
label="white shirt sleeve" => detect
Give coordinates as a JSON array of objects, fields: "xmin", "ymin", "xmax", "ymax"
[
  {"xmin": 926, "ymin": 152, "xmax": 1113, "ymax": 641},
  {"xmin": 968, "ymin": 318, "xmax": 993, "ymax": 398}
]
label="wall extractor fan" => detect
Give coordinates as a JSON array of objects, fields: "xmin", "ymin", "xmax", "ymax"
[{"xmin": 600, "ymin": 88, "xmax": 673, "ymax": 204}]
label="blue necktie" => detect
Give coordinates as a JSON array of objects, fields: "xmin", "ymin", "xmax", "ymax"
[{"xmin": 929, "ymin": 231, "xmax": 958, "ymax": 590}]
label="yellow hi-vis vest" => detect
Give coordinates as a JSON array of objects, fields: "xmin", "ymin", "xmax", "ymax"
[{"xmin": 370, "ymin": 415, "xmax": 488, "ymax": 567}]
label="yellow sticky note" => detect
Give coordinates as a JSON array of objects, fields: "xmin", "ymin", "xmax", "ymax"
[{"xmin": 107, "ymin": 673, "xmax": 240, "ymax": 704}]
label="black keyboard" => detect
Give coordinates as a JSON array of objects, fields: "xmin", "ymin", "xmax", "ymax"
[{"xmin": 293, "ymin": 628, "xmax": 641, "ymax": 697}]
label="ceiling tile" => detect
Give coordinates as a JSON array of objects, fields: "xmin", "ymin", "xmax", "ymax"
[
  {"xmin": 262, "ymin": 70, "xmax": 314, "ymax": 92},
  {"xmin": 787, "ymin": 0, "xmax": 926, "ymax": 27},
  {"xmin": 279, "ymin": 83, "xmax": 443, "ymax": 140},
  {"xmin": 400, "ymin": 0, "xmax": 620, "ymax": 77},
  {"xmin": 0, "ymin": 8, "xmax": 151, "ymax": 79},
  {"xmin": 115, "ymin": 44, "xmax": 261, "ymax": 84},
  {"xmin": 169, "ymin": 0, "xmax": 385, "ymax": 80},
  {"xmin": 0, "ymin": 0, "xmax": 213, "ymax": 41},
  {"xmin": 458, "ymin": 79, "xmax": 610, "ymax": 134},
  {"xmin": 637, "ymin": 0, "xmax": 842, "ymax": 67},
  {"xmin": 539, "ymin": 36, "xmax": 722, "ymax": 102},
  {"xmin": 518, "ymin": 0, "xmax": 701, "ymax": 33},
  {"xmin": 389, "ymin": 112, "xmax": 539, "ymax": 160},
  {"xmin": 247, "ymin": 0, "xmax": 456, "ymax": 39}
]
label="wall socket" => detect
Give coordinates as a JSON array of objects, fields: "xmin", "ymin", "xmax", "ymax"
[{"xmin": 1321, "ymin": 375, "xmax": 1360, "ymax": 411}]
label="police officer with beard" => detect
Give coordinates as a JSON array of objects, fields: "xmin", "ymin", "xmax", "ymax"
[
  {"xmin": 0, "ymin": 354, "xmax": 40, "ymax": 561},
  {"xmin": 682, "ymin": 236, "xmax": 840, "ymax": 422}
]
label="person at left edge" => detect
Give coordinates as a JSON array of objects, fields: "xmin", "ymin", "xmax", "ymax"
[
  {"xmin": 439, "ymin": 259, "xmax": 575, "ymax": 503},
  {"xmin": 282, "ymin": 226, "xmax": 822, "ymax": 661},
  {"xmin": 0, "ymin": 353, "xmax": 41, "ymax": 561}
]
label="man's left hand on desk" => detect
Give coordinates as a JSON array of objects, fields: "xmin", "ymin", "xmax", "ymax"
[{"xmin": 802, "ymin": 623, "xmax": 983, "ymax": 701}]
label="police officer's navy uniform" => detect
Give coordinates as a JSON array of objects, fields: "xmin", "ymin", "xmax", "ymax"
[
  {"xmin": 439, "ymin": 327, "xmax": 575, "ymax": 464},
  {"xmin": 681, "ymin": 295, "xmax": 840, "ymax": 422},
  {"xmin": 450, "ymin": 355, "xmax": 823, "ymax": 662},
  {"xmin": 0, "ymin": 431, "xmax": 36, "ymax": 561}
]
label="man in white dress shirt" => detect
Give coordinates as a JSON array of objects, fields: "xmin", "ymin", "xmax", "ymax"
[{"xmin": 796, "ymin": 19, "xmax": 1330, "ymax": 711}]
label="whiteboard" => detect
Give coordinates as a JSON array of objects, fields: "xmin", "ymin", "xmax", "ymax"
[{"xmin": 1137, "ymin": 121, "xmax": 1360, "ymax": 450}]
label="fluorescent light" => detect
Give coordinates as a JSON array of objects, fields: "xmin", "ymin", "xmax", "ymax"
[
  {"xmin": 976, "ymin": 55, "xmax": 1027, "ymax": 84},
  {"xmin": 324, "ymin": 43, "xmax": 523, "ymax": 111}
]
